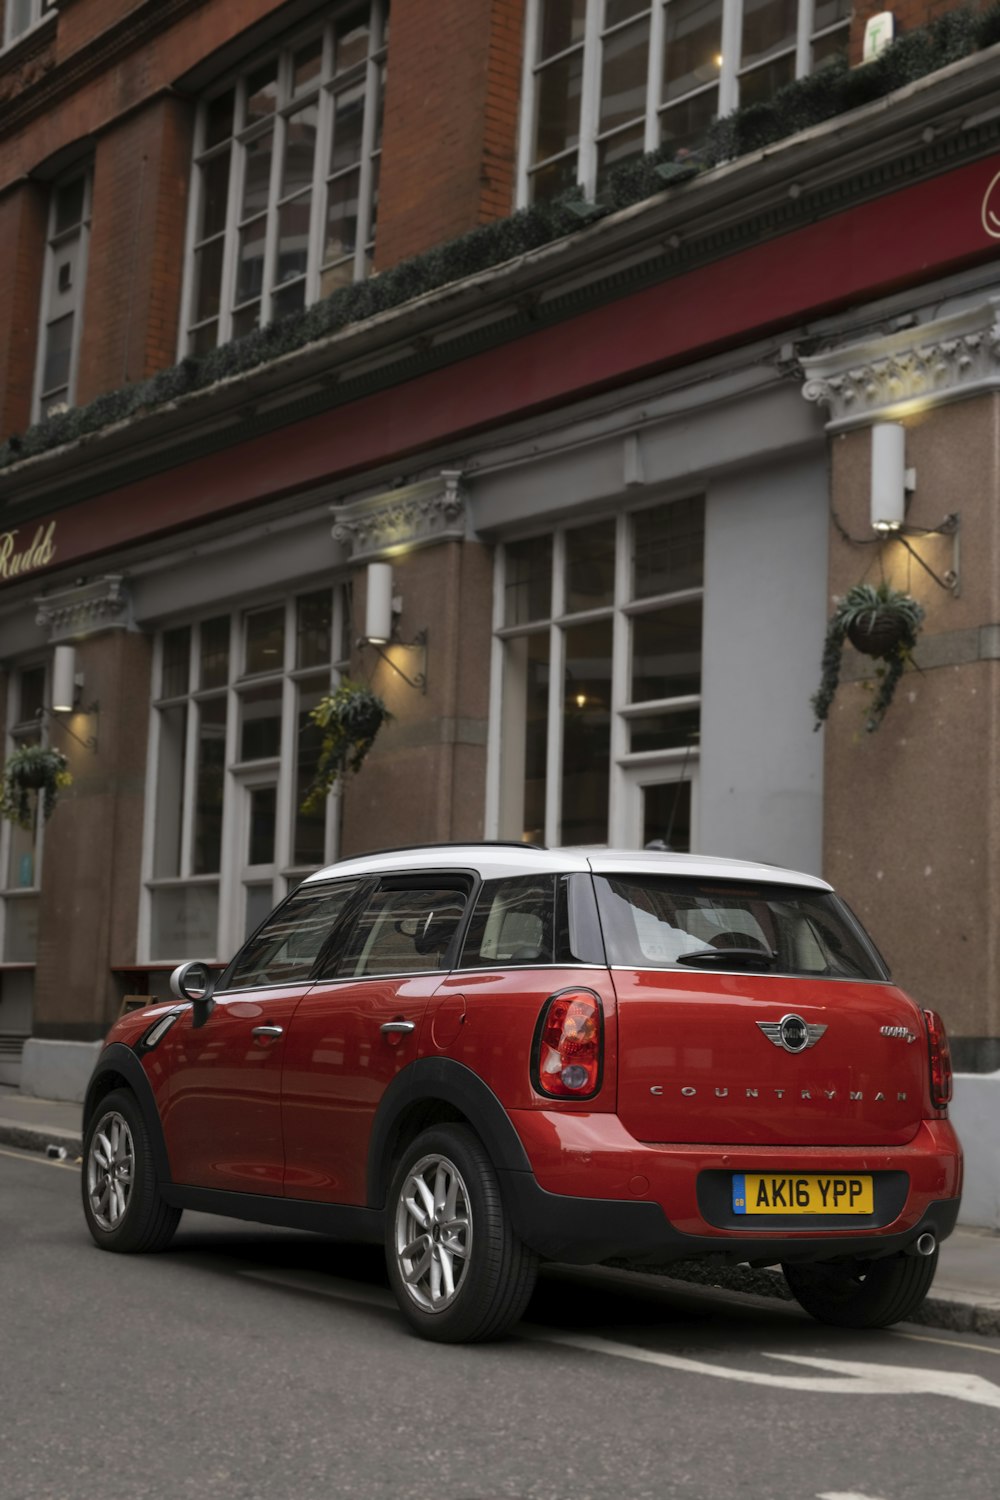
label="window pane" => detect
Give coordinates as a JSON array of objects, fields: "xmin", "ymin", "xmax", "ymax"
[
  {"xmin": 534, "ymin": 53, "xmax": 583, "ymax": 162},
  {"xmin": 17, "ymin": 668, "xmax": 45, "ymax": 725},
  {"xmin": 149, "ymin": 884, "xmax": 219, "ymax": 959},
  {"xmin": 335, "ymin": 8, "xmax": 370, "ymax": 72},
  {"xmin": 273, "ymin": 280, "xmax": 306, "ymax": 321},
  {"xmin": 294, "ymin": 674, "xmax": 330, "ymax": 866},
  {"xmin": 199, "ymin": 153, "xmax": 231, "ymax": 240},
  {"xmin": 529, "ymin": 153, "xmax": 579, "ymax": 203},
  {"xmin": 41, "ymin": 315, "xmax": 74, "ymax": 395},
  {"xmin": 225, "ymin": 883, "xmax": 358, "ymax": 988},
  {"xmin": 337, "ymin": 887, "xmax": 467, "ymax": 977},
  {"xmin": 246, "ymin": 64, "xmax": 278, "ymax": 126},
  {"xmin": 538, "ymin": 0, "xmax": 587, "ymax": 60},
  {"xmin": 153, "ymin": 704, "xmax": 187, "ymax": 878},
  {"xmin": 812, "ymin": 27, "xmax": 849, "ymax": 66},
  {"xmin": 283, "ymin": 105, "xmax": 318, "ymax": 198},
  {"xmin": 232, "ymin": 301, "xmax": 261, "ymax": 338},
  {"xmin": 245, "ymin": 605, "xmax": 285, "ymax": 673},
  {"xmin": 4, "ymin": 897, "xmax": 39, "ymax": 962},
  {"xmin": 236, "ymin": 217, "xmax": 267, "ymax": 303},
  {"xmin": 814, "ymin": 0, "xmax": 850, "ymax": 29},
  {"xmin": 193, "ymin": 238, "xmax": 225, "ymax": 323},
  {"xmin": 597, "ymin": 121, "xmax": 646, "ymax": 186},
  {"xmin": 190, "ymin": 320, "xmax": 219, "ymax": 354},
  {"xmin": 297, "ymin": 591, "xmax": 332, "ymax": 668},
  {"xmin": 53, "ymin": 176, "xmax": 86, "ymax": 235},
  {"xmin": 562, "ymin": 619, "xmax": 611, "ymax": 845},
  {"xmin": 505, "ymin": 535, "xmax": 552, "ymax": 626},
  {"xmin": 599, "ymin": 16, "xmax": 650, "ymax": 133},
  {"xmin": 663, "ymin": 0, "xmax": 723, "ymax": 101},
  {"xmin": 499, "ymin": 632, "xmax": 549, "ymax": 844},
  {"xmin": 293, "ymin": 37, "xmax": 323, "ymax": 95},
  {"xmin": 740, "ymin": 0, "xmax": 797, "ymax": 68},
  {"xmin": 640, "ymin": 781, "xmax": 691, "ymax": 852},
  {"xmin": 324, "ymin": 171, "xmax": 359, "ymax": 262},
  {"xmin": 330, "ymin": 85, "xmax": 366, "ymax": 172},
  {"xmin": 200, "ymin": 617, "xmax": 230, "ymax": 690},
  {"xmin": 245, "ymin": 883, "xmax": 274, "ymax": 939},
  {"xmin": 660, "ymin": 86, "xmax": 718, "ymax": 153},
  {"xmin": 461, "ymin": 875, "xmax": 556, "ymax": 967},
  {"xmin": 6, "ymin": 819, "xmax": 35, "ymax": 890},
  {"xmin": 320, "ymin": 258, "xmax": 354, "ymax": 296},
  {"xmin": 631, "ymin": 496, "xmax": 704, "ymax": 598},
  {"xmin": 739, "ymin": 51, "xmax": 795, "ymax": 104},
  {"xmin": 277, "ymin": 194, "xmax": 311, "ymax": 282},
  {"xmin": 242, "ymin": 130, "xmax": 274, "ymax": 218},
  {"xmin": 161, "ymin": 627, "xmax": 190, "ymax": 698},
  {"xmin": 205, "ymin": 89, "xmax": 235, "ymax": 149},
  {"xmin": 248, "ymin": 786, "xmax": 277, "ymax": 865},
  {"xmin": 565, "ymin": 521, "xmax": 615, "ymax": 613},
  {"xmin": 240, "ymin": 683, "xmax": 283, "ymax": 761},
  {"xmin": 606, "ymin": 0, "xmax": 649, "ymax": 25},
  {"xmin": 193, "ymin": 699, "xmax": 226, "ymax": 875},
  {"xmin": 628, "ymin": 705, "xmax": 700, "ymax": 752},
  {"xmin": 630, "ymin": 600, "xmax": 703, "ymax": 701}
]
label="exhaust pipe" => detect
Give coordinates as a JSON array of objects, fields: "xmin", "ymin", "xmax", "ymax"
[{"xmin": 906, "ymin": 1231, "xmax": 937, "ymax": 1258}]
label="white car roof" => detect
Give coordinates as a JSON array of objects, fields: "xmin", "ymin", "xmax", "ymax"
[{"xmin": 302, "ymin": 843, "xmax": 832, "ymax": 891}]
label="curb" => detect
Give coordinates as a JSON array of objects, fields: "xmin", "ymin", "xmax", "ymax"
[{"xmin": 0, "ymin": 1119, "xmax": 83, "ymax": 1158}]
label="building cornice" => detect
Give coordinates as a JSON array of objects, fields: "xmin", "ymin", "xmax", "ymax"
[
  {"xmin": 331, "ymin": 472, "xmax": 466, "ymax": 562},
  {"xmin": 801, "ymin": 297, "xmax": 1000, "ymax": 430},
  {"xmin": 35, "ymin": 574, "xmax": 131, "ymax": 641}
]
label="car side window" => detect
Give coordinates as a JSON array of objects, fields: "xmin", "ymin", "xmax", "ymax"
[
  {"xmin": 460, "ymin": 876, "xmax": 555, "ymax": 967},
  {"xmin": 333, "ymin": 885, "xmax": 468, "ymax": 978},
  {"xmin": 220, "ymin": 881, "xmax": 360, "ymax": 990}
]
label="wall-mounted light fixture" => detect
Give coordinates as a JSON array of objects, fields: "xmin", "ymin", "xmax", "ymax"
[
  {"xmin": 869, "ymin": 421, "xmax": 960, "ymax": 594},
  {"xmin": 43, "ymin": 644, "xmax": 99, "ymax": 750},
  {"xmin": 359, "ymin": 561, "xmax": 427, "ymax": 691}
]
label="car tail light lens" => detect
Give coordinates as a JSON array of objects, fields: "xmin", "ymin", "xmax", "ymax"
[
  {"xmin": 924, "ymin": 1008, "xmax": 953, "ymax": 1110},
  {"xmin": 532, "ymin": 988, "xmax": 603, "ymax": 1099}
]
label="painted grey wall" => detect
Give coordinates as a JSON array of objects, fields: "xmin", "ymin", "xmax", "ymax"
[{"xmin": 699, "ymin": 452, "xmax": 828, "ymax": 875}]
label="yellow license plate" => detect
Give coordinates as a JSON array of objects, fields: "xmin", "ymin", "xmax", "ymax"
[{"xmin": 733, "ymin": 1173, "xmax": 873, "ymax": 1215}]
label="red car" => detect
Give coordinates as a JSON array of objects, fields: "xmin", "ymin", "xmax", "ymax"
[{"xmin": 81, "ymin": 844, "xmax": 962, "ymax": 1342}]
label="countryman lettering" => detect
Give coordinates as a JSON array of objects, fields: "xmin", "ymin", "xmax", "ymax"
[{"xmin": 0, "ymin": 522, "xmax": 56, "ymax": 580}]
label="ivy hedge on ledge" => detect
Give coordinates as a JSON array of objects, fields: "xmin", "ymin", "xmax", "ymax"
[{"xmin": 4, "ymin": 3, "xmax": 999, "ymax": 476}]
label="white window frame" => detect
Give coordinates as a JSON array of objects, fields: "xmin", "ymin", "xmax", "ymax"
[
  {"xmin": 32, "ymin": 165, "xmax": 92, "ymax": 422},
  {"xmin": 486, "ymin": 496, "xmax": 704, "ymax": 848},
  {"xmin": 0, "ymin": 663, "xmax": 50, "ymax": 967},
  {"xmin": 3, "ymin": 0, "xmax": 56, "ymax": 50},
  {"xmin": 178, "ymin": 0, "xmax": 389, "ymax": 356},
  {"xmin": 139, "ymin": 585, "xmax": 351, "ymax": 964},
  {"xmin": 518, "ymin": 0, "xmax": 850, "ymax": 203}
]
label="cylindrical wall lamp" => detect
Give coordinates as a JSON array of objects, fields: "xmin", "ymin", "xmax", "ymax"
[
  {"xmin": 364, "ymin": 562, "xmax": 394, "ymax": 644},
  {"xmin": 870, "ymin": 422, "xmax": 908, "ymax": 533},
  {"xmin": 51, "ymin": 644, "xmax": 77, "ymax": 712}
]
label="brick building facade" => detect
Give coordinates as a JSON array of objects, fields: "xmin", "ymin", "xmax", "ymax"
[{"xmin": 1, "ymin": 0, "xmax": 1000, "ymax": 1095}]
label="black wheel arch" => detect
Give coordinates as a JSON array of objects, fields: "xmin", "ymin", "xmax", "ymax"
[
  {"xmin": 367, "ymin": 1057, "xmax": 532, "ymax": 1208},
  {"xmin": 83, "ymin": 1043, "xmax": 173, "ymax": 1185}
]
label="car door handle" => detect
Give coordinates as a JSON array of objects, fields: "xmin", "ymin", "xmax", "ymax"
[
  {"xmin": 380, "ymin": 1020, "xmax": 416, "ymax": 1035},
  {"xmin": 251, "ymin": 1025, "xmax": 284, "ymax": 1038}
]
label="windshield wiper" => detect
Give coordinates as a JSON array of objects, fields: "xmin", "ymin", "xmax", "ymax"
[{"xmin": 676, "ymin": 947, "xmax": 776, "ymax": 970}]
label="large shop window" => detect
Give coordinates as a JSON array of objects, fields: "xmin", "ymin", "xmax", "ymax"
[
  {"xmin": 0, "ymin": 666, "xmax": 50, "ymax": 1047},
  {"xmin": 34, "ymin": 167, "xmax": 92, "ymax": 422},
  {"xmin": 144, "ymin": 587, "xmax": 351, "ymax": 962},
  {"xmin": 520, "ymin": 0, "xmax": 849, "ymax": 202},
  {"xmin": 182, "ymin": 1, "xmax": 390, "ymax": 355},
  {"xmin": 495, "ymin": 496, "xmax": 703, "ymax": 848}
]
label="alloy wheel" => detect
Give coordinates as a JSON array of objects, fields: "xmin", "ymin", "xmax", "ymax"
[
  {"xmin": 394, "ymin": 1152, "xmax": 473, "ymax": 1313},
  {"xmin": 87, "ymin": 1111, "xmax": 135, "ymax": 1232}
]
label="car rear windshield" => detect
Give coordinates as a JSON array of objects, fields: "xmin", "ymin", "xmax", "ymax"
[{"xmin": 593, "ymin": 875, "xmax": 888, "ymax": 981}]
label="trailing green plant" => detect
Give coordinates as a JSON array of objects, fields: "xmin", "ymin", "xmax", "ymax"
[
  {"xmin": 812, "ymin": 581, "xmax": 925, "ymax": 734},
  {"xmin": 0, "ymin": 744, "xmax": 72, "ymax": 828},
  {"xmin": 3, "ymin": 7, "xmax": 999, "ymax": 474},
  {"xmin": 300, "ymin": 679, "xmax": 391, "ymax": 813}
]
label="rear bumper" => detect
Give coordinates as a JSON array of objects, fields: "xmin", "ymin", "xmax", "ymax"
[{"xmin": 502, "ymin": 1108, "xmax": 962, "ymax": 1265}]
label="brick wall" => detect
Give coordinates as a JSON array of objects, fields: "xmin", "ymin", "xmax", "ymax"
[
  {"xmin": 76, "ymin": 95, "xmax": 194, "ymax": 402},
  {"xmin": 0, "ymin": 181, "xmax": 48, "ymax": 440},
  {"xmin": 375, "ymin": 0, "xmax": 525, "ymax": 270}
]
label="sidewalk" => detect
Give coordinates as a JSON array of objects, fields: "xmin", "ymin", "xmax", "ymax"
[{"xmin": 2, "ymin": 1082, "xmax": 996, "ymax": 1337}]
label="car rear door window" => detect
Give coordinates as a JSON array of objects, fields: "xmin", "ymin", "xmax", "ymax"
[
  {"xmin": 460, "ymin": 875, "xmax": 557, "ymax": 967},
  {"xmin": 219, "ymin": 880, "xmax": 360, "ymax": 989},
  {"xmin": 333, "ymin": 885, "xmax": 468, "ymax": 977}
]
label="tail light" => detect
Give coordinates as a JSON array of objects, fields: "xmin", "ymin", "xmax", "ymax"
[
  {"xmin": 923, "ymin": 1008, "xmax": 953, "ymax": 1110},
  {"xmin": 532, "ymin": 988, "xmax": 603, "ymax": 1099}
]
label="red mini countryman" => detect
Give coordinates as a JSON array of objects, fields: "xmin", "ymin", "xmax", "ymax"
[{"xmin": 81, "ymin": 844, "xmax": 962, "ymax": 1343}]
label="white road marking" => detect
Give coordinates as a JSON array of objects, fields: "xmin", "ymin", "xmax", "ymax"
[
  {"xmin": 0, "ymin": 1144, "xmax": 79, "ymax": 1171},
  {"xmin": 817, "ymin": 1492, "xmax": 890, "ymax": 1500},
  {"xmin": 242, "ymin": 1267, "xmax": 395, "ymax": 1310},
  {"xmin": 891, "ymin": 1328, "xmax": 1000, "ymax": 1358}
]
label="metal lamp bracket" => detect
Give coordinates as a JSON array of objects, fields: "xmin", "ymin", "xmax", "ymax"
[
  {"xmin": 37, "ymin": 702, "xmax": 100, "ymax": 752},
  {"xmin": 360, "ymin": 630, "xmax": 428, "ymax": 693}
]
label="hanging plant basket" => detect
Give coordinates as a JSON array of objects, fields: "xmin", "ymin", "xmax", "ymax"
[
  {"xmin": 0, "ymin": 745, "xmax": 72, "ymax": 828},
  {"xmin": 812, "ymin": 582, "xmax": 925, "ymax": 734},
  {"xmin": 300, "ymin": 679, "xmax": 391, "ymax": 814}
]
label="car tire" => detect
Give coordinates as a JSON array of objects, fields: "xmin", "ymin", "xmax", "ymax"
[
  {"xmin": 385, "ymin": 1123, "xmax": 538, "ymax": 1343},
  {"xmin": 81, "ymin": 1089, "xmax": 181, "ymax": 1254},
  {"xmin": 782, "ymin": 1247, "xmax": 938, "ymax": 1328}
]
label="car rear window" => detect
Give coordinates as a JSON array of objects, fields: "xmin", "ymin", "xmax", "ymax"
[{"xmin": 593, "ymin": 875, "xmax": 888, "ymax": 981}]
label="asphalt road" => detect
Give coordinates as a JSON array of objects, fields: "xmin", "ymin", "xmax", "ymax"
[{"xmin": 2, "ymin": 1144, "xmax": 999, "ymax": 1500}]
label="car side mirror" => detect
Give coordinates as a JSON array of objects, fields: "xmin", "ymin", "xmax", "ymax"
[{"xmin": 169, "ymin": 960, "xmax": 216, "ymax": 1025}]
